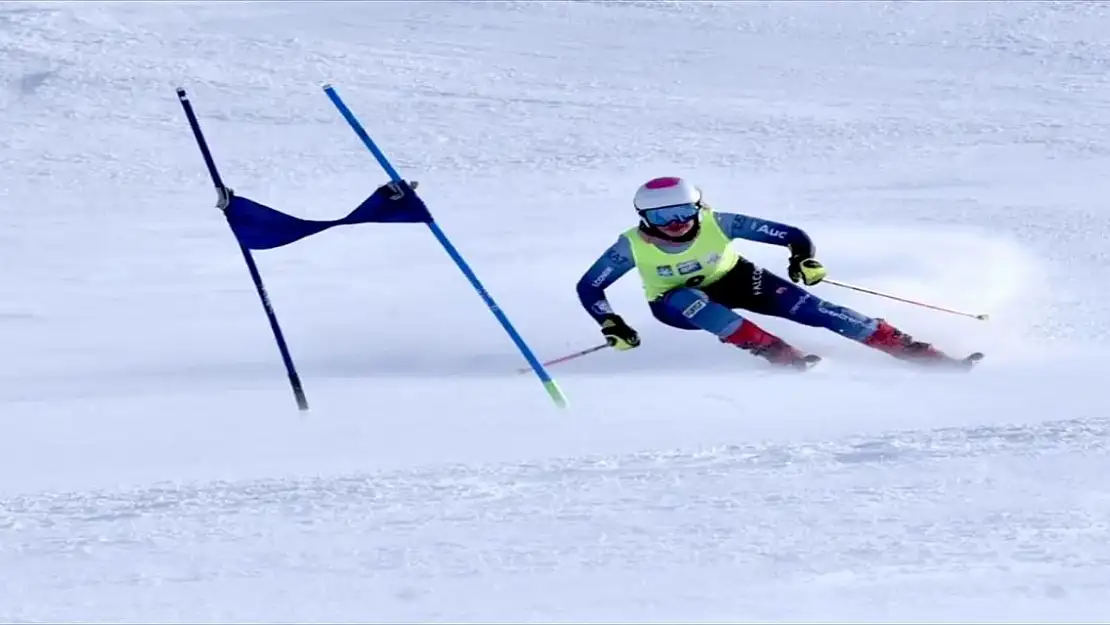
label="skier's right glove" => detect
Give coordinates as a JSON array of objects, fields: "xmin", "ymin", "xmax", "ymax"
[
  {"xmin": 788, "ymin": 256, "xmax": 827, "ymax": 286},
  {"xmin": 601, "ymin": 314, "xmax": 640, "ymax": 351}
]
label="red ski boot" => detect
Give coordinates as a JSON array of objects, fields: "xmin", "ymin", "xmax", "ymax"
[
  {"xmin": 722, "ymin": 320, "xmax": 819, "ymax": 370},
  {"xmin": 863, "ymin": 319, "xmax": 979, "ymax": 369}
]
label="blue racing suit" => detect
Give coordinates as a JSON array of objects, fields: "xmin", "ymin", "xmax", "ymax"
[{"xmin": 575, "ymin": 211, "xmax": 880, "ymax": 343}]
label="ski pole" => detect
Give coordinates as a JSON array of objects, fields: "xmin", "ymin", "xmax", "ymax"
[
  {"xmin": 516, "ymin": 343, "xmax": 610, "ymax": 374},
  {"xmin": 824, "ymin": 278, "xmax": 989, "ymax": 321}
]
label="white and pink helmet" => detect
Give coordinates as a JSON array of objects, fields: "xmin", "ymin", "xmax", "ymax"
[
  {"xmin": 633, "ymin": 176, "xmax": 703, "ymax": 229},
  {"xmin": 633, "ymin": 176, "xmax": 702, "ymax": 210}
]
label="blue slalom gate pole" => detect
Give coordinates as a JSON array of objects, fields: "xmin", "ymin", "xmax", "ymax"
[
  {"xmin": 176, "ymin": 88, "xmax": 309, "ymax": 412},
  {"xmin": 321, "ymin": 84, "xmax": 568, "ymax": 409}
]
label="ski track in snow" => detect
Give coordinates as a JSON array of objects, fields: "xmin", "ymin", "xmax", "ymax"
[
  {"xmin": 5, "ymin": 417, "xmax": 1110, "ymax": 622},
  {"xmin": 3, "ymin": 1, "xmax": 1110, "ymax": 621}
]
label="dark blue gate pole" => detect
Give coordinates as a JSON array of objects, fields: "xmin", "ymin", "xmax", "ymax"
[{"xmin": 176, "ymin": 88, "xmax": 309, "ymax": 412}]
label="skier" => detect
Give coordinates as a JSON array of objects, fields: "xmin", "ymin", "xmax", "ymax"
[{"xmin": 575, "ymin": 176, "xmax": 982, "ymax": 370}]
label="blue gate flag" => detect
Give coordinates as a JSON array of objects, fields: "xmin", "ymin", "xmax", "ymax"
[{"xmin": 226, "ymin": 182, "xmax": 432, "ymax": 251}]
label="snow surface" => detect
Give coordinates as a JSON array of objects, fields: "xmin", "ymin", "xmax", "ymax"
[{"xmin": 3, "ymin": 0, "xmax": 1110, "ymax": 621}]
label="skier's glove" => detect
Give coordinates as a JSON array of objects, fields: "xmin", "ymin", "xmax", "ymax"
[
  {"xmin": 789, "ymin": 257, "xmax": 827, "ymax": 286},
  {"xmin": 601, "ymin": 314, "xmax": 640, "ymax": 351}
]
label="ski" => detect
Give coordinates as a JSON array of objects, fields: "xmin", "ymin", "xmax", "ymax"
[
  {"xmin": 793, "ymin": 351, "xmax": 981, "ymax": 373},
  {"xmin": 933, "ymin": 351, "xmax": 984, "ymax": 372},
  {"xmin": 793, "ymin": 354, "xmax": 823, "ymax": 371},
  {"xmin": 961, "ymin": 352, "xmax": 985, "ymax": 369}
]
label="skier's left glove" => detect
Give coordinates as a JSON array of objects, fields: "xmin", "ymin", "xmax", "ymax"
[{"xmin": 788, "ymin": 256, "xmax": 827, "ymax": 286}]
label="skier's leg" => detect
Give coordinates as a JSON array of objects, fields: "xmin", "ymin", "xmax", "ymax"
[
  {"xmin": 738, "ymin": 268, "xmax": 966, "ymax": 364},
  {"xmin": 651, "ymin": 286, "xmax": 812, "ymax": 368}
]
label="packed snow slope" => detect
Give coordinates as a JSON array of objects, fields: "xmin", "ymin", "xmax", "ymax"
[{"xmin": 4, "ymin": 1, "xmax": 1110, "ymax": 621}]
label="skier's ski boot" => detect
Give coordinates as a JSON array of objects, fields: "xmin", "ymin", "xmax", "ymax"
[
  {"xmin": 723, "ymin": 320, "xmax": 818, "ymax": 370},
  {"xmin": 863, "ymin": 319, "xmax": 980, "ymax": 370}
]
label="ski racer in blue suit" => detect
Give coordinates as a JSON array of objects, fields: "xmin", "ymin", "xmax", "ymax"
[{"xmin": 575, "ymin": 176, "xmax": 980, "ymax": 369}]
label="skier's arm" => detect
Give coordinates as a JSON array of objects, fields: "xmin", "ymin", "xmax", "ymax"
[
  {"xmin": 715, "ymin": 212, "xmax": 816, "ymax": 259},
  {"xmin": 575, "ymin": 236, "xmax": 635, "ymax": 323}
]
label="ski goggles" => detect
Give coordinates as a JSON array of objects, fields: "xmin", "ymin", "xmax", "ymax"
[{"xmin": 640, "ymin": 203, "xmax": 700, "ymax": 226}]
